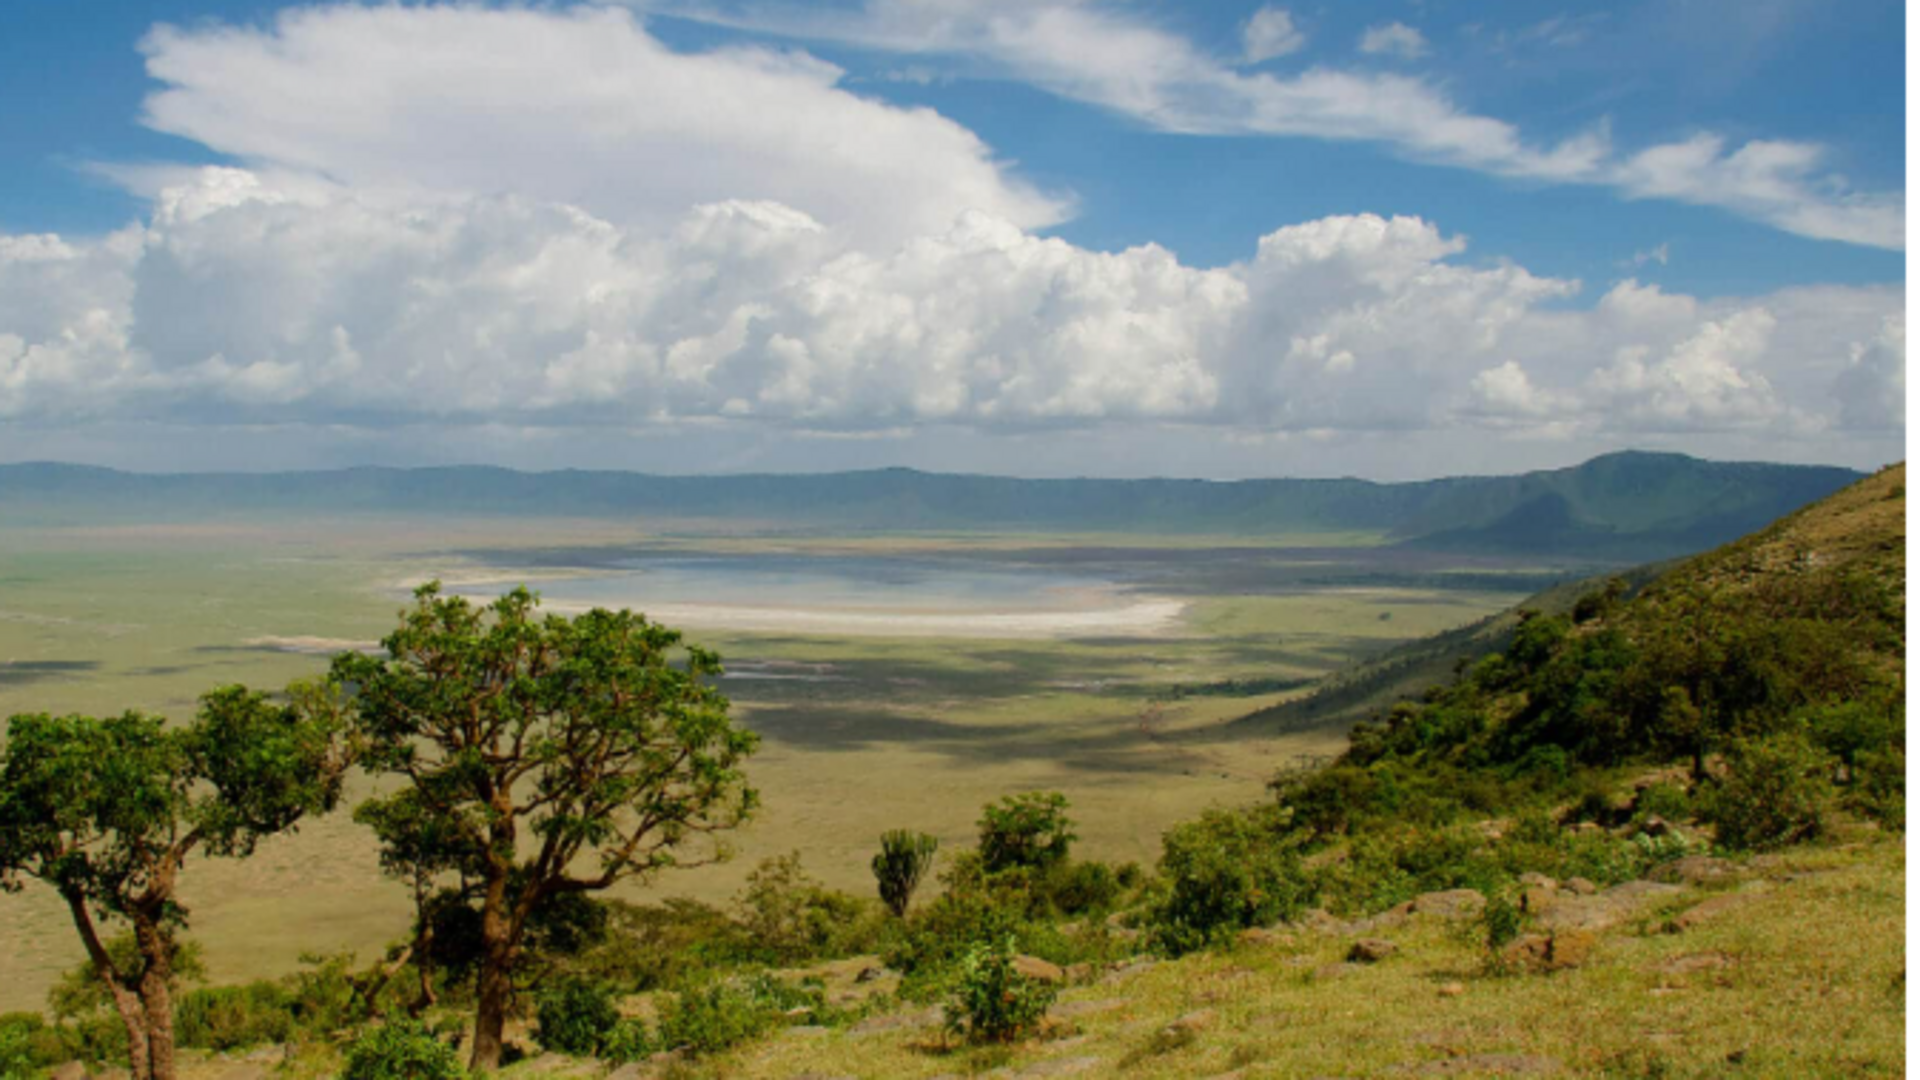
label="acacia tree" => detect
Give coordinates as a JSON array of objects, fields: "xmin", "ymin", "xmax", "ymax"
[
  {"xmin": 332, "ymin": 584, "xmax": 758, "ymax": 1072},
  {"xmin": 0, "ymin": 685, "xmax": 350, "ymax": 1080}
]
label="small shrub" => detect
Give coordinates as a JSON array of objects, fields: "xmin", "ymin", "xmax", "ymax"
[
  {"xmin": 1848, "ymin": 747, "xmax": 1905, "ymax": 829},
  {"xmin": 1042, "ymin": 859, "xmax": 1124, "ymax": 916},
  {"xmin": 1703, "ymin": 732, "xmax": 1835, "ymax": 851},
  {"xmin": 600, "ymin": 1018, "xmax": 656, "ymax": 1064},
  {"xmin": 1481, "ymin": 891, "xmax": 1522, "ymax": 952},
  {"xmin": 340, "ymin": 1021, "xmax": 467, "ymax": 1080},
  {"xmin": 174, "ymin": 983, "xmax": 297, "ymax": 1051},
  {"xmin": 48, "ymin": 935, "xmax": 205, "ymax": 1021},
  {"xmin": 534, "ymin": 976, "xmax": 619, "ymax": 1057},
  {"xmin": 570, "ymin": 897, "xmax": 739, "ymax": 991},
  {"xmin": 978, "ymin": 792, "xmax": 1076, "ymax": 873},
  {"xmin": 0, "ymin": 1012, "xmax": 58, "ymax": 1079},
  {"xmin": 1631, "ymin": 831, "xmax": 1695, "ymax": 866},
  {"xmin": 652, "ymin": 968, "xmax": 794, "ymax": 1053},
  {"xmin": 61, "ymin": 1014, "xmax": 127, "ymax": 1067},
  {"xmin": 1564, "ymin": 781, "xmax": 1619, "ymax": 827},
  {"xmin": 734, "ymin": 852, "xmax": 876, "ymax": 964},
  {"xmin": 1148, "ymin": 808, "xmax": 1307, "ymax": 955},
  {"xmin": 943, "ymin": 936, "xmax": 1056, "ymax": 1043},
  {"xmin": 873, "ymin": 831, "xmax": 941, "ymax": 918},
  {"xmin": 1633, "ymin": 782, "xmax": 1692, "ymax": 825}
]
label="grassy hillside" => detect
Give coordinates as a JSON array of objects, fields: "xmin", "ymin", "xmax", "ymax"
[
  {"xmin": 1241, "ymin": 454, "xmax": 1902, "ymax": 736},
  {"xmin": 1232, "ymin": 561, "xmax": 1670, "ymax": 736},
  {"xmin": 0, "ymin": 452, "xmax": 1862, "ymax": 560}
]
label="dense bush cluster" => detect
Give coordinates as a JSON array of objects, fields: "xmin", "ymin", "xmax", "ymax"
[{"xmin": 1148, "ymin": 807, "xmax": 1308, "ymax": 955}]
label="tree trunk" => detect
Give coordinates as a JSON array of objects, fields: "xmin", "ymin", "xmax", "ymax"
[
  {"xmin": 131, "ymin": 910, "xmax": 177, "ymax": 1080},
  {"xmin": 469, "ymin": 874, "xmax": 516, "ymax": 1072},
  {"xmin": 63, "ymin": 891, "xmax": 153, "ymax": 1080},
  {"xmin": 410, "ymin": 876, "xmax": 438, "ymax": 1017},
  {"xmin": 470, "ymin": 950, "xmax": 512, "ymax": 1071}
]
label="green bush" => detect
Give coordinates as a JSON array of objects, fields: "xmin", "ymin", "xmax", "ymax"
[
  {"xmin": 174, "ymin": 983, "xmax": 297, "ymax": 1051},
  {"xmin": 1042, "ymin": 859, "xmax": 1125, "ymax": 916},
  {"xmin": 1848, "ymin": 747, "xmax": 1905, "ymax": 829},
  {"xmin": 0, "ymin": 1012, "xmax": 60, "ymax": 1080},
  {"xmin": 978, "ymin": 792, "xmax": 1076, "ymax": 873},
  {"xmin": 1148, "ymin": 808, "xmax": 1308, "ymax": 955},
  {"xmin": 48, "ymin": 935, "xmax": 205, "ymax": 1021},
  {"xmin": 600, "ymin": 1018, "xmax": 657, "ymax": 1064},
  {"xmin": 942, "ymin": 936, "xmax": 1056, "ymax": 1043},
  {"xmin": 733, "ymin": 852, "xmax": 876, "ymax": 964},
  {"xmin": 1481, "ymin": 891, "xmax": 1522, "ymax": 952},
  {"xmin": 883, "ymin": 886, "xmax": 1016, "ymax": 983},
  {"xmin": 59, "ymin": 1014, "xmax": 126, "ymax": 1067},
  {"xmin": 1633, "ymin": 782, "xmax": 1693, "ymax": 825},
  {"xmin": 1703, "ymin": 731, "xmax": 1835, "ymax": 851},
  {"xmin": 568, "ymin": 897, "xmax": 740, "ymax": 991},
  {"xmin": 534, "ymin": 977, "xmax": 619, "ymax": 1057},
  {"xmin": 656, "ymin": 976, "xmax": 790, "ymax": 1056},
  {"xmin": 341, "ymin": 1021, "xmax": 467, "ymax": 1080}
]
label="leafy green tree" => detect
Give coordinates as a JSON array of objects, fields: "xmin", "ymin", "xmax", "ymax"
[
  {"xmin": 977, "ymin": 792, "xmax": 1075, "ymax": 874},
  {"xmin": 331, "ymin": 584, "xmax": 757, "ymax": 1072},
  {"xmin": 871, "ymin": 831, "xmax": 939, "ymax": 918},
  {"xmin": 353, "ymin": 789, "xmax": 483, "ymax": 1014},
  {"xmin": 0, "ymin": 686, "xmax": 349, "ymax": 1080}
]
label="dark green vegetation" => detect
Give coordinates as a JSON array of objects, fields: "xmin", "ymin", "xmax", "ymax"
[
  {"xmin": 0, "ymin": 452, "xmax": 1858, "ymax": 560},
  {"xmin": 1, "ymin": 585, "xmax": 760, "ymax": 1078},
  {"xmin": 335, "ymin": 585, "xmax": 759, "ymax": 1072},
  {"xmin": 0, "ymin": 463, "xmax": 1902, "ymax": 1078},
  {"xmin": 1315, "ymin": 460, "xmax": 1903, "ymax": 842},
  {"xmin": 1236, "ymin": 561, "xmax": 1671, "ymax": 733},
  {"xmin": 871, "ymin": 831, "xmax": 940, "ymax": 919},
  {"xmin": 0, "ymin": 688, "xmax": 351, "ymax": 1080}
]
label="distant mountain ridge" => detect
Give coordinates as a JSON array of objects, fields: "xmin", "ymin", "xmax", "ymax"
[{"xmin": 0, "ymin": 452, "xmax": 1863, "ymax": 561}]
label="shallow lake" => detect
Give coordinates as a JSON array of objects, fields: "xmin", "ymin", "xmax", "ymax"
[
  {"xmin": 445, "ymin": 552, "xmax": 1182, "ymax": 637},
  {"xmin": 500, "ymin": 553, "xmax": 1119, "ymax": 613}
]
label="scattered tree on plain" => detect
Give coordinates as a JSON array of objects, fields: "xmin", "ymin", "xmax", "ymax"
[
  {"xmin": 331, "ymin": 584, "xmax": 758, "ymax": 1072},
  {"xmin": 0, "ymin": 686, "xmax": 351, "ymax": 1080}
]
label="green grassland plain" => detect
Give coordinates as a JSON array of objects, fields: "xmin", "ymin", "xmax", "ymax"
[{"xmin": 0, "ymin": 516, "xmax": 1544, "ymax": 1014}]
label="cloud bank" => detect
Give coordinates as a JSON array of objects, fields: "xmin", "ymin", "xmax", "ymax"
[
  {"xmin": 0, "ymin": 4, "xmax": 1901, "ymax": 476},
  {"xmin": 2, "ymin": 168, "xmax": 1900, "ymax": 452}
]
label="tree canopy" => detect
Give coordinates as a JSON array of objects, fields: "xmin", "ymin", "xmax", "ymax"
[
  {"xmin": 0, "ymin": 685, "xmax": 349, "ymax": 1080},
  {"xmin": 331, "ymin": 583, "xmax": 758, "ymax": 1071}
]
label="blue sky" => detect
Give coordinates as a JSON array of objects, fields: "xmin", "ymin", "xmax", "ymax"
[{"xmin": 0, "ymin": 0, "xmax": 1905, "ymax": 477}]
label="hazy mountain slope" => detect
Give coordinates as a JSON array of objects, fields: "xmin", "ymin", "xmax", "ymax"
[
  {"xmin": 1394, "ymin": 451, "xmax": 1863, "ymax": 556},
  {"xmin": 0, "ymin": 453, "xmax": 1863, "ymax": 561},
  {"xmin": 1239, "ymin": 460, "xmax": 1901, "ymax": 739}
]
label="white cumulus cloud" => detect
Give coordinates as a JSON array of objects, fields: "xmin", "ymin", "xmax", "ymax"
[
  {"xmin": 1243, "ymin": 7, "xmax": 1306, "ymax": 63},
  {"xmin": 0, "ymin": 168, "xmax": 1901, "ymax": 471},
  {"xmin": 1830, "ymin": 316, "xmax": 1906, "ymax": 432},
  {"xmin": 137, "ymin": 4, "xmax": 1066, "ymax": 251},
  {"xmin": 1358, "ymin": 22, "xmax": 1430, "ymax": 60}
]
